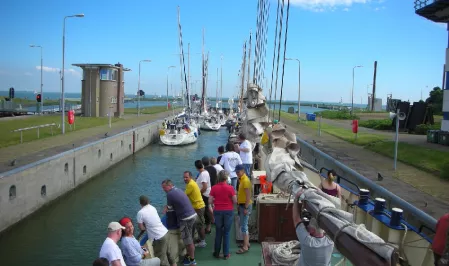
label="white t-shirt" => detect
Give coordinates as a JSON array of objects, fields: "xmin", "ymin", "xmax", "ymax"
[
  {"xmin": 239, "ymin": 140, "xmax": 253, "ymax": 164},
  {"xmin": 136, "ymin": 205, "xmax": 168, "ymax": 240},
  {"xmin": 99, "ymin": 237, "xmax": 127, "ymax": 266},
  {"xmin": 196, "ymin": 170, "xmax": 211, "ymax": 197},
  {"xmin": 213, "ymin": 164, "xmax": 224, "ymax": 173},
  {"xmin": 219, "ymin": 151, "xmax": 243, "ymax": 178}
]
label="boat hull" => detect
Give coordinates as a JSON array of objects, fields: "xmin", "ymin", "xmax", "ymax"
[{"xmin": 160, "ymin": 128, "xmax": 198, "ymax": 146}]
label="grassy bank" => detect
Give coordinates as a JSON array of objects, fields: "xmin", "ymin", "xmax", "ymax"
[
  {"xmin": 0, "ymin": 96, "xmax": 80, "ymax": 107},
  {"xmin": 366, "ymin": 142, "xmax": 449, "ymax": 180},
  {"xmin": 0, "ymin": 115, "xmax": 121, "ymax": 148},
  {"xmin": 314, "ymin": 110, "xmax": 359, "ymax": 120},
  {"xmin": 280, "ymin": 111, "xmax": 449, "ymax": 180}
]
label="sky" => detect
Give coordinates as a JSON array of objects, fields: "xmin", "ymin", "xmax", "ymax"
[{"xmin": 0, "ymin": 0, "xmax": 447, "ymax": 104}]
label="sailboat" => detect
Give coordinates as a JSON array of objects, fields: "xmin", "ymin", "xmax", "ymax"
[{"xmin": 160, "ymin": 6, "xmax": 199, "ymax": 146}]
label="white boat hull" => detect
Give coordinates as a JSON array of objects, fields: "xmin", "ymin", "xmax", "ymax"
[
  {"xmin": 200, "ymin": 121, "xmax": 221, "ymax": 131},
  {"xmin": 160, "ymin": 128, "xmax": 198, "ymax": 146}
]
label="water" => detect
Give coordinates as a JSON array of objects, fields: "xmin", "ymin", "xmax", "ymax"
[{"xmin": 0, "ymin": 129, "xmax": 230, "ymax": 266}]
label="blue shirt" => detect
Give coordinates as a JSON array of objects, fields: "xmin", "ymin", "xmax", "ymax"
[
  {"xmin": 167, "ymin": 187, "xmax": 196, "ymax": 220},
  {"xmin": 120, "ymin": 236, "xmax": 143, "ymax": 266}
]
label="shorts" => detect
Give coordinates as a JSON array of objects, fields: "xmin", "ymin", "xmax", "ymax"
[
  {"xmin": 201, "ymin": 195, "xmax": 211, "ymax": 225},
  {"xmin": 195, "ymin": 207, "xmax": 206, "ymax": 228},
  {"xmin": 238, "ymin": 204, "xmax": 252, "ymax": 234},
  {"xmin": 167, "ymin": 229, "xmax": 185, "ymax": 264},
  {"xmin": 179, "ymin": 216, "xmax": 196, "ymax": 245}
]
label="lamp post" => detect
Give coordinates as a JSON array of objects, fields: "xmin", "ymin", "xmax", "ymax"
[
  {"xmin": 166, "ymin": 66, "xmax": 176, "ymax": 110},
  {"xmin": 30, "ymin": 44, "xmax": 43, "ymax": 114},
  {"xmin": 286, "ymin": 58, "xmax": 300, "ymax": 121},
  {"xmin": 62, "ymin": 13, "xmax": 84, "ymax": 134},
  {"xmin": 138, "ymin": 59, "xmax": 151, "ymax": 116},
  {"xmin": 351, "ymin": 65, "xmax": 363, "ymax": 116}
]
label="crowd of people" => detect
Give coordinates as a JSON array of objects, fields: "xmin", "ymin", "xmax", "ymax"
[{"xmin": 93, "ymin": 133, "xmax": 254, "ymax": 266}]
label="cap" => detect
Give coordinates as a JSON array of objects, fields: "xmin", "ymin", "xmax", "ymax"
[
  {"xmin": 235, "ymin": 164, "xmax": 245, "ymax": 172},
  {"xmin": 108, "ymin": 221, "xmax": 125, "ymax": 232},
  {"xmin": 119, "ymin": 217, "xmax": 132, "ymax": 227},
  {"xmin": 273, "ymin": 119, "xmax": 279, "ymax": 124}
]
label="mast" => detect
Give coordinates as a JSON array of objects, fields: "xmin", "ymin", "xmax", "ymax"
[
  {"xmin": 188, "ymin": 43, "xmax": 191, "ymax": 109},
  {"xmin": 201, "ymin": 28, "xmax": 206, "ymax": 114},
  {"xmin": 239, "ymin": 41, "xmax": 246, "ymax": 112},
  {"xmin": 220, "ymin": 55, "xmax": 223, "ymax": 110},
  {"xmin": 216, "ymin": 68, "xmax": 219, "ymax": 109},
  {"xmin": 176, "ymin": 6, "xmax": 190, "ymax": 110},
  {"xmin": 247, "ymin": 30, "xmax": 252, "ymax": 87}
]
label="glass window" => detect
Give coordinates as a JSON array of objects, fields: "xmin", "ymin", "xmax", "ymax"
[{"xmin": 100, "ymin": 68, "xmax": 118, "ymax": 81}]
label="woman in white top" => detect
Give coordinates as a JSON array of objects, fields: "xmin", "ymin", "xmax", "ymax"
[{"xmin": 218, "ymin": 143, "xmax": 242, "ymax": 190}]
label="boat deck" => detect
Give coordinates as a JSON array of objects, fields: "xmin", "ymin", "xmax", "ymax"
[{"xmin": 190, "ymin": 212, "xmax": 351, "ymax": 266}]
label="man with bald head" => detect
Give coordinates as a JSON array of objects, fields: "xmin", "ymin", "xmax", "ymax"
[{"xmin": 99, "ymin": 221, "xmax": 127, "ymax": 266}]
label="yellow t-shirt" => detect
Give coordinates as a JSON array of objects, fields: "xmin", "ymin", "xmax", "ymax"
[
  {"xmin": 237, "ymin": 174, "xmax": 253, "ymax": 205},
  {"xmin": 185, "ymin": 179, "xmax": 205, "ymax": 210},
  {"xmin": 261, "ymin": 131, "xmax": 269, "ymax": 145}
]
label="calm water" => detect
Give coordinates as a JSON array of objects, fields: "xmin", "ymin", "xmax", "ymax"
[{"xmin": 0, "ymin": 128, "xmax": 230, "ymax": 266}]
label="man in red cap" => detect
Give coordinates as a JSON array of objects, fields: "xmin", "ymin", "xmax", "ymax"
[{"xmin": 119, "ymin": 217, "xmax": 161, "ymax": 266}]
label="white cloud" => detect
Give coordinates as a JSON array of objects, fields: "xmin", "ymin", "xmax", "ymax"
[
  {"xmin": 290, "ymin": 0, "xmax": 370, "ymax": 10},
  {"xmin": 35, "ymin": 66, "xmax": 81, "ymax": 76},
  {"xmin": 24, "ymin": 72, "xmax": 33, "ymax": 76},
  {"xmin": 343, "ymin": 7, "xmax": 350, "ymax": 11}
]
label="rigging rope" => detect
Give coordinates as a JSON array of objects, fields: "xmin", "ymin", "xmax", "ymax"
[
  {"xmin": 268, "ymin": 240, "xmax": 301, "ymax": 265},
  {"xmin": 278, "ymin": 0, "xmax": 290, "ymax": 121},
  {"xmin": 253, "ymin": 0, "xmax": 261, "ymax": 85},
  {"xmin": 272, "ymin": 0, "xmax": 285, "ymax": 119},
  {"xmin": 268, "ymin": 0, "xmax": 281, "ymax": 120}
]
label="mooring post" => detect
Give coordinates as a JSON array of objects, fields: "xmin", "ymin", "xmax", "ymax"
[{"xmin": 20, "ymin": 131, "xmax": 23, "ymax": 143}]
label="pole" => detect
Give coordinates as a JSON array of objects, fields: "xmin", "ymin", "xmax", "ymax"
[
  {"xmin": 351, "ymin": 67, "xmax": 354, "ymax": 116},
  {"xmin": 40, "ymin": 46, "xmax": 43, "ymax": 115},
  {"xmin": 297, "ymin": 59, "xmax": 301, "ymax": 121},
  {"xmin": 216, "ymin": 67, "xmax": 219, "ymax": 109},
  {"xmin": 318, "ymin": 115, "xmax": 322, "ymax": 136},
  {"xmin": 138, "ymin": 61, "xmax": 141, "ymax": 116},
  {"xmin": 166, "ymin": 69, "xmax": 169, "ymax": 110},
  {"xmin": 371, "ymin": 61, "xmax": 377, "ymax": 111},
  {"xmin": 62, "ymin": 17, "xmax": 66, "ymax": 134},
  {"xmin": 394, "ymin": 109, "xmax": 399, "ymax": 170}
]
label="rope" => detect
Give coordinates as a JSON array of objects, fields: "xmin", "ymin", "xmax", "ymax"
[
  {"xmin": 272, "ymin": 0, "xmax": 285, "ymax": 119},
  {"xmin": 268, "ymin": 0, "xmax": 281, "ymax": 120},
  {"xmin": 268, "ymin": 240, "xmax": 301, "ymax": 266},
  {"xmin": 278, "ymin": 0, "xmax": 290, "ymax": 121}
]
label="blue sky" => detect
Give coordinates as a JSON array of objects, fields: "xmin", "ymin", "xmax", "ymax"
[{"xmin": 0, "ymin": 0, "xmax": 447, "ymax": 104}]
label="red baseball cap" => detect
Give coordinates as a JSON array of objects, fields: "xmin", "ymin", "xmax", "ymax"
[{"xmin": 119, "ymin": 217, "xmax": 132, "ymax": 227}]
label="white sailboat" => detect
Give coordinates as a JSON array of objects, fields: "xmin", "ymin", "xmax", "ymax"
[{"xmin": 160, "ymin": 121, "xmax": 198, "ymax": 146}]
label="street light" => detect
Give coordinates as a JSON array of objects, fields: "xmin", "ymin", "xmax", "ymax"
[
  {"xmin": 166, "ymin": 66, "xmax": 176, "ymax": 110},
  {"xmin": 351, "ymin": 65, "xmax": 363, "ymax": 116},
  {"xmin": 30, "ymin": 44, "xmax": 43, "ymax": 115},
  {"xmin": 286, "ymin": 58, "xmax": 300, "ymax": 121},
  {"xmin": 138, "ymin": 59, "xmax": 151, "ymax": 116},
  {"xmin": 61, "ymin": 13, "xmax": 84, "ymax": 134}
]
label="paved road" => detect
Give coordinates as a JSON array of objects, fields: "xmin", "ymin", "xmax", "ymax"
[
  {"xmin": 0, "ymin": 111, "xmax": 174, "ymax": 174},
  {"xmin": 281, "ymin": 117, "xmax": 449, "ymax": 220}
]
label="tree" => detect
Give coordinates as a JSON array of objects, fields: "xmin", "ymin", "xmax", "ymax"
[{"xmin": 425, "ymin": 86, "xmax": 443, "ymax": 115}]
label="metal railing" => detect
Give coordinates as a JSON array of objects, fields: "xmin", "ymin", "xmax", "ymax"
[
  {"xmin": 297, "ymin": 137, "xmax": 437, "ymax": 232},
  {"xmin": 11, "ymin": 123, "xmax": 57, "ymax": 143}
]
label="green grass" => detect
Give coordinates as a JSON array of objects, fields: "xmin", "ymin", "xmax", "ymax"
[
  {"xmin": 314, "ymin": 110, "xmax": 359, "ymax": 120},
  {"xmin": 0, "ymin": 115, "xmax": 121, "ymax": 148},
  {"xmin": 0, "ymin": 97, "xmax": 80, "ymax": 107},
  {"xmin": 359, "ymin": 119, "xmax": 393, "ymax": 130},
  {"xmin": 366, "ymin": 141, "xmax": 449, "ymax": 179},
  {"xmin": 124, "ymin": 106, "xmax": 181, "ymax": 115}
]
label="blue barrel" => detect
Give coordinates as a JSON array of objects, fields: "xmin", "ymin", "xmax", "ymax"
[
  {"xmin": 309, "ymin": 114, "xmax": 316, "ymax": 121},
  {"xmin": 373, "ymin": 198, "xmax": 386, "ymax": 213},
  {"xmin": 390, "ymin": 208, "xmax": 403, "ymax": 227}
]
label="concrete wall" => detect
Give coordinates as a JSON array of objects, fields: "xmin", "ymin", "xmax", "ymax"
[{"xmin": 0, "ymin": 119, "xmax": 165, "ymax": 234}]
